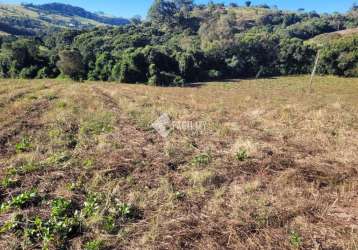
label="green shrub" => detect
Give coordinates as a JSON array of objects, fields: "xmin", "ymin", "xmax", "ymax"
[
  {"xmin": 207, "ymin": 69, "xmax": 222, "ymax": 80},
  {"xmin": 19, "ymin": 66, "xmax": 38, "ymax": 79}
]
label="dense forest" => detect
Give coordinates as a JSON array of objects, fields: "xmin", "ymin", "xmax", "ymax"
[{"xmin": 0, "ymin": 0, "xmax": 357, "ymax": 85}]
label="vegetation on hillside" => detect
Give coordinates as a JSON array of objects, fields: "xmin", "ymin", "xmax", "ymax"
[
  {"xmin": 23, "ymin": 3, "xmax": 130, "ymax": 26},
  {"xmin": 0, "ymin": 1, "xmax": 357, "ymax": 85},
  {"xmin": 0, "ymin": 3, "xmax": 129, "ymax": 36}
]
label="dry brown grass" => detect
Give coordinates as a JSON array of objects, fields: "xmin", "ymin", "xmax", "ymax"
[{"xmin": 0, "ymin": 76, "xmax": 357, "ymax": 249}]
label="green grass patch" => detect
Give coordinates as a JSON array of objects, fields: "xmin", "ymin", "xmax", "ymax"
[
  {"xmin": 80, "ymin": 113, "xmax": 113, "ymax": 136},
  {"xmin": 191, "ymin": 153, "xmax": 212, "ymax": 166},
  {"xmin": 235, "ymin": 148, "xmax": 249, "ymax": 161},
  {"xmin": 15, "ymin": 137, "xmax": 32, "ymax": 153}
]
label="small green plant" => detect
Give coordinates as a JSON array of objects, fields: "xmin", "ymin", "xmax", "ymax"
[
  {"xmin": 0, "ymin": 214, "xmax": 22, "ymax": 234},
  {"xmin": 84, "ymin": 240, "xmax": 104, "ymax": 250},
  {"xmin": 290, "ymin": 231, "xmax": 302, "ymax": 248},
  {"xmin": 66, "ymin": 182, "xmax": 76, "ymax": 191},
  {"xmin": 25, "ymin": 212, "xmax": 80, "ymax": 249},
  {"xmin": 235, "ymin": 148, "xmax": 248, "ymax": 161},
  {"xmin": 1, "ymin": 176, "xmax": 19, "ymax": 188},
  {"xmin": 18, "ymin": 162, "xmax": 42, "ymax": 174},
  {"xmin": 24, "ymin": 217, "xmax": 52, "ymax": 247},
  {"xmin": 5, "ymin": 167, "xmax": 17, "ymax": 176},
  {"xmin": 46, "ymin": 94, "xmax": 58, "ymax": 101},
  {"xmin": 191, "ymin": 153, "xmax": 211, "ymax": 166},
  {"xmin": 51, "ymin": 198, "xmax": 71, "ymax": 217},
  {"xmin": 10, "ymin": 190, "xmax": 38, "ymax": 208},
  {"xmin": 15, "ymin": 137, "xmax": 31, "ymax": 153},
  {"xmin": 102, "ymin": 215, "xmax": 117, "ymax": 234},
  {"xmin": 22, "ymin": 197, "xmax": 80, "ymax": 248},
  {"xmin": 46, "ymin": 153, "xmax": 71, "ymax": 165},
  {"xmin": 83, "ymin": 159, "xmax": 94, "ymax": 169},
  {"xmin": 117, "ymin": 203, "xmax": 132, "ymax": 218},
  {"xmin": 82, "ymin": 194, "xmax": 100, "ymax": 217},
  {"xmin": 0, "ymin": 190, "xmax": 38, "ymax": 213},
  {"xmin": 57, "ymin": 101, "xmax": 67, "ymax": 108},
  {"xmin": 5, "ymin": 162, "xmax": 42, "ymax": 176}
]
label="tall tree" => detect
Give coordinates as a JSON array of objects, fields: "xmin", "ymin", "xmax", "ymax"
[
  {"xmin": 57, "ymin": 49, "xmax": 86, "ymax": 81},
  {"xmin": 245, "ymin": 1, "xmax": 251, "ymax": 7},
  {"xmin": 148, "ymin": 0, "xmax": 178, "ymax": 25}
]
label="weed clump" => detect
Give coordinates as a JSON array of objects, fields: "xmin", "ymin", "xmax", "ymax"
[
  {"xmin": 80, "ymin": 114, "xmax": 113, "ymax": 136},
  {"xmin": 0, "ymin": 197, "xmax": 80, "ymax": 249},
  {"xmin": 1, "ymin": 176, "xmax": 19, "ymax": 188},
  {"xmin": 290, "ymin": 231, "xmax": 302, "ymax": 248},
  {"xmin": 0, "ymin": 190, "xmax": 38, "ymax": 213},
  {"xmin": 236, "ymin": 148, "xmax": 248, "ymax": 161},
  {"xmin": 191, "ymin": 153, "xmax": 212, "ymax": 166},
  {"xmin": 84, "ymin": 240, "xmax": 104, "ymax": 250},
  {"xmin": 15, "ymin": 137, "xmax": 32, "ymax": 153}
]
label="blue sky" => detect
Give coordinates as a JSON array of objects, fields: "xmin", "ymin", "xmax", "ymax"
[{"xmin": 0, "ymin": 0, "xmax": 356, "ymax": 18}]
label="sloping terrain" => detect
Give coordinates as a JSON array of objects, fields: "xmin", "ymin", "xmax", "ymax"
[
  {"xmin": 0, "ymin": 76, "xmax": 357, "ymax": 249},
  {"xmin": 309, "ymin": 27, "xmax": 358, "ymax": 45},
  {"xmin": 0, "ymin": 3, "xmax": 129, "ymax": 35}
]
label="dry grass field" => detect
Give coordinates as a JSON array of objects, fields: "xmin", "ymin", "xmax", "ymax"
[{"xmin": 0, "ymin": 76, "xmax": 357, "ymax": 249}]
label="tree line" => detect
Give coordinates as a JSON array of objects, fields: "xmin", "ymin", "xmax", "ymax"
[{"xmin": 0, "ymin": 0, "xmax": 357, "ymax": 85}]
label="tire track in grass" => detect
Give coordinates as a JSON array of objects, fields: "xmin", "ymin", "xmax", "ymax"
[
  {"xmin": 90, "ymin": 86, "xmax": 169, "ymax": 183},
  {"xmin": 0, "ymin": 84, "xmax": 65, "ymax": 156},
  {"xmin": 89, "ymin": 86, "xmax": 208, "ymax": 248}
]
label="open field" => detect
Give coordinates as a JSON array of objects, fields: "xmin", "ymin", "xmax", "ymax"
[{"xmin": 0, "ymin": 76, "xmax": 357, "ymax": 249}]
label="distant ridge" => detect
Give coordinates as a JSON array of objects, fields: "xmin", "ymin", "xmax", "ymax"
[
  {"xmin": 23, "ymin": 3, "xmax": 129, "ymax": 26},
  {"xmin": 0, "ymin": 2, "xmax": 129, "ymax": 36}
]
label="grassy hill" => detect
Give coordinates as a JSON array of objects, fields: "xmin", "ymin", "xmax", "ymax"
[
  {"xmin": 309, "ymin": 27, "xmax": 358, "ymax": 45},
  {"xmin": 0, "ymin": 76, "xmax": 357, "ymax": 249},
  {"xmin": 0, "ymin": 2, "xmax": 129, "ymax": 36}
]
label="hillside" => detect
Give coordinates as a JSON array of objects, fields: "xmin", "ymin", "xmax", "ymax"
[
  {"xmin": 309, "ymin": 27, "xmax": 358, "ymax": 45},
  {"xmin": 0, "ymin": 2, "xmax": 129, "ymax": 36},
  {"xmin": 0, "ymin": 76, "xmax": 357, "ymax": 249}
]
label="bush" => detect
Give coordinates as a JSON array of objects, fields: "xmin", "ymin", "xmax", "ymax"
[
  {"xmin": 19, "ymin": 66, "xmax": 38, "ymax": 79},
  {"xmin": 207, "ymin": 69, "xmax": 222, "ymax": 80}
]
